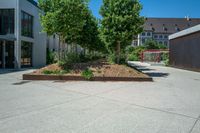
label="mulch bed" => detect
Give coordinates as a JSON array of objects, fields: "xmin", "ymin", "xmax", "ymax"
[{"xmin": 23, "ymin": 60, "xmax": 153, "ymax": 82}]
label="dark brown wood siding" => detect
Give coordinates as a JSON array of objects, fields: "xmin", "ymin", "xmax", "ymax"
[{"xmin": 169, "ymin": 31, "xmax": 200, "ymax": 72}]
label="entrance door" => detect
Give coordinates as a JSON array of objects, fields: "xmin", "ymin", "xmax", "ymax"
[
  {"xmin": 5, "ymin": 41, "xmax": 14, "ymax": 68},
  {"xmin": 0, "ymin": 41, "xmax": 3, "ymax": 68}
]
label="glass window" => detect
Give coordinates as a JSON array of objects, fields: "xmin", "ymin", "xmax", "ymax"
[
  {"xmin": 0, "ymin": 9, "xmax": 15, "ymax": 35},
  {"xmin": 159, "ymin": 35, "xmax": 163, "ymax": 39},
  {"xmin": 159, "ymin": 41, "xmax": 163, "ymax": 44},
  {"xmin": 164, "ymin": 35, "xmax": 168, "ymax": 39},
  {"xmin": 154, "ymin": 35, "xmax": 158, "ymax": 39},
  {"xmin": 21, "ymin": 11, "xmax": 33, "ymax": 38},
  {"xmin": 164, "ymin": 41, "xmax": 168, "ymax": 46},
  {"xmin": 21, "ymin": 41, "xmax": 33, "ymax": 67},
  {"xmin": 142, "ymin": 39, "xmax": 145, "ymax": 44},
  {"xmin": 142, "ymin": 32, "xmax": 146, "ymax": 36},
  {"xmin": 147, "ymin": 32, "xmax": 151, "ymax": 36}
]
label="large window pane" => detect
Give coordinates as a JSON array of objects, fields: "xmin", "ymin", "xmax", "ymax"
[
  {"xmin": 0, "ymin": 9, "xmax": 15, "ymax": 35},
  {"xmin": 21, "ymin": 41, "xmax": 33, "ymax": 67},
  {"xmin": 21, "ymin": 11, "xmax": 33, "ymax": 38}
]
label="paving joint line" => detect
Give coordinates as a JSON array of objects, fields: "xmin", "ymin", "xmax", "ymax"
[
  {"xmin": 0, "ymin": 82, "xmax": 129, "ymax": 122},
  {"xmin": 96, "ymin": 95, "xmax": 198, "ymax": 120},
  {"xmin": 30, "ymin": 80, "xmax": 198, "ymax": 120},
  {"xmin": 189, "ymin": 115, "xmax": 200, "ymax": 133}
]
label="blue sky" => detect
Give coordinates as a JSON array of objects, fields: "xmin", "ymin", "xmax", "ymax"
[
  {"xmin": 89, "ymin": 0, "xmax": 200, "ymax": 19},
  {"xmin": 35, "ymin": 0, "xmax": 200, "ymax": 19}
]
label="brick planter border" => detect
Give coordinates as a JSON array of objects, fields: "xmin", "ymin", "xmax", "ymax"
[{"xmin": 23, "ymin": 74, "xmax": 153, "ymax": 82}]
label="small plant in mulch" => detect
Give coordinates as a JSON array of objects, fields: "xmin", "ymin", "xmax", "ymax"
[
  {"xmin": 42, "ymin": 70, "xmax": 69, "ymax": 75},
  {"xmin": 81, "ymin": 68, "xmax": 94, "ymax": 80}
]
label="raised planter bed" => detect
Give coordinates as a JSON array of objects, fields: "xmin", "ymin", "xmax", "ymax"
[
  {"xmin": 23, "ymin": 60, "xmax": 153, "ymax": 82},
  {"xmin": 23, "ymin": 74, "xmax": 153, "ymax": 82}
]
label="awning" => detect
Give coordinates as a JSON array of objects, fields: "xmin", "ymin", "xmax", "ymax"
[{"xmin": 0, "ymin": 34, "xmax": 16, "ymax": 41}]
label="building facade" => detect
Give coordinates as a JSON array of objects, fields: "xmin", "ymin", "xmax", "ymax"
[
  {"xmin": 169, "ymin": 24, "xmax": 200, "ymax": 72},
  {"xmin": 133, "ymin": 18, "xmax": 200, "ymax": 47},
  {"xmin": 0, "ymin": 0, "xmax": 47, "ymax": 69}
]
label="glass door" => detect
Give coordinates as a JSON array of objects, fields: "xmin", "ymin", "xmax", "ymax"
[{"xmin": 5, "ymin": 41, "xmax": 14, "ymax": 68}]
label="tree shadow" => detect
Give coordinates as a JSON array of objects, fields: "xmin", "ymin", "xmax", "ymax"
[
  {"xmin": 131, "ymin": 66, "xmax": 169, "ymax": 78},
  {"xmin": 136, "ymin": 67, "xmax": 155, "ymax": 72},
  {"xmin": 0, "ymin": 68, "xmax": 33, "ymax": 75},
  {"xmin": 145, "ymin": 72, "xmax": 169, "ymax": 78}
]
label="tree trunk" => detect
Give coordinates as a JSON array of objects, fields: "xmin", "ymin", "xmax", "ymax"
[
  {"xmin": 60, "ymin": 36, "xmax": 65, "ymax": 59},
  {"xmin": 58, "ymin": 36, "xmax": 61, "ymax": 61},
  {"xmin": 116, "ymin": 41, "xmax": 121, "ymax": 64}
]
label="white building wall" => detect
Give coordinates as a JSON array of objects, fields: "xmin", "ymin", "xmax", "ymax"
[
  {"xmin": 19, "ymin": 0, "xmax": 47, "ymax": 68},
  {"xmin": 0, "ymin": 0, "xmax": 48, "ymax": 68}
]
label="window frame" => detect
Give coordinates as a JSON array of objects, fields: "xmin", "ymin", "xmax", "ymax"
[
  {"xmin": 21, "ymin": 11, "xmax": 34, "ymax": 38},
  {"xmin": 21, "ymin": 41, "xmax": 33, "ymax": 67},
  {"xmin": 0, "ymin": 9, "xmax": 15, "ymax": 35}
]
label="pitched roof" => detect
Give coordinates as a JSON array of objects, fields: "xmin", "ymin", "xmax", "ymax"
[
  {"xmin": 144, "ymin": 18, "xmax": 200, "ymax": 34},
  {"xmin": 169, "ymin": 24, "xmax": 200, "ymax": 40}
]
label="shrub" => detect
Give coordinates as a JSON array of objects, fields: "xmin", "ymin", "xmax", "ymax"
[
  {"xmin": 81, "ymin": 68, "xmax": 94, "ymax": 80},
  {"xmin": 128, "ymin": 54, "xmax": 139, "ymax": 61},
  {"xmin": 161, "ymin": 53, "xmax": 169, "ymax": 66},
  {"xmin": 107, "ymin": 53, "xmax": 116, "ymax": 64},
  {"xmin": 125, "ymin": 45, "xmax": 134, "ymax": 54},
  {"xmin": 42, "ymin": 69, "xmax": 69, "ymax": 75},
  {"xmin": 46, "ymin": 49, "xmax": 56, "ymax": 64},
  {"xmin": 42, "ymin": 70, "xmax": 54, "ymax": 75},
  {"xmin": 164, "ymin": 59, "xmax": 169, "ymax": 66}
]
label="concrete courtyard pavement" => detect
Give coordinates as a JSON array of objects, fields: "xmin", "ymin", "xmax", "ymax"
[{"xmin": 0, "ymin": 66, "xmax": 200, "ymax": 133}]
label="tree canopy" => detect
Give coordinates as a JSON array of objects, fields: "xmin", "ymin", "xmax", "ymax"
[
  {"xmin": 100, "ymin": 0, "xmax": 144, "ymax": 63},
  {"xmin": 39, "ymin": 0, "xmax": 89, "ymax": 43}
]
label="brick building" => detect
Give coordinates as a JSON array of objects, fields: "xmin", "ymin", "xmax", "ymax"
[{"xmin": 133, "ymin": 17, "xmax": 200, "ymax": 47}]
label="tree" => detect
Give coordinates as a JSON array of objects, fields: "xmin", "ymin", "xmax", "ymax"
[
  {"xmin": 79, "ymin": 10, "xmax": 105, "ymax": 52},
  {"xmin": 39, "ymin": 0, "xmax": 89, "ymax": 59},
  {"xmin": 100, "ymin": 0, "xmax": 144, "ymax": 64}
]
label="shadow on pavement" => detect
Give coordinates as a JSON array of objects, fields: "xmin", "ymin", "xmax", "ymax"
[
  {"xmin": 132, "ymin": 66, "xmax": 169, "ymax": 78},
  {"xmin": 145, "ymin": 72, "xmax": 169, "ymax": 78},
  {"xmin": 0, "ymin": 68, "xmax": 34, "ymax": 75}
]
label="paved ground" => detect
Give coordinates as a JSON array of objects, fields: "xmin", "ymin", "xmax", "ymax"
[{"xmin": 0, "ymin": 66, "xmax": 200, "ymax": 133}]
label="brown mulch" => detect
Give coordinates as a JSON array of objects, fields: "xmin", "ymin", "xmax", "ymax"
[{"xmin": 33, "ymin": 60, "xmax": 149, "ymax": 78}]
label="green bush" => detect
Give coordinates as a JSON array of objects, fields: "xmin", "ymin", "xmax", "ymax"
[
  {"xmin": 81, "ymin": 68, "xmax": 94, "ymax": 80},
  {"xmin": 107, "ymin": 53, "xmax": 116, "ymax": 64},
  {"xmin": 128, "ymin": 54, "xmax": 139, "ymax": 61},
  {"xmin": 42, "ymin": 69, "xmax": 69, "ymax": 75},
  {"xmin": 42, "ymin": 70, "xmax": 54, "ymax": 75},
  {"xmin": 161, "ymin": 53, "xmax": 169, "ymax": 66},
  {"xmin": 46, "ymin": 49, "xmax": 56, "ymax": 64},
  {"xmin": 125, "ymin": 45, "xmax": 134, "ymax": 54},
  {"xmin": 164, "ymin": 59, "xmax": 169, "ymax": 66}
]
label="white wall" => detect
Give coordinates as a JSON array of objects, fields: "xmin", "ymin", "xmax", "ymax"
[
  {"xmin": 47, "ymin": 35, "xmax": 60, "ymax": 52},
  {"xmin": 0, "ymin": 0, "xmax": 17, "ymax": 8},
  {"xmin": 0, "ymin": 0, "xmax": 61, "ymax": 68},
  {"xmin": 19, "ymin": 0, "xmax": 47, "ymax": 68}
]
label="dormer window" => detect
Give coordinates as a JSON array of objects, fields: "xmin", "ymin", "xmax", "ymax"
[
  {"xmin": 175, "ymin": 24, "xmax": 180, "ymax": 32},
  {"xmin": 163, "ymin": 24, "xmax": 167, "ymax": 31},
  {"xmin": 175, "ymin": 27, "xmax": 180, "ymax": 32}
]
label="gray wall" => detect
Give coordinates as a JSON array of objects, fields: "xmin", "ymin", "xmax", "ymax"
[{"xmin": 169, "ymin": 31, "xmax": 200, "ymax": 72}]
